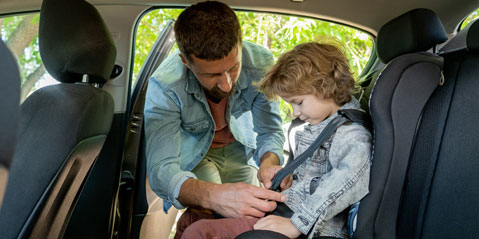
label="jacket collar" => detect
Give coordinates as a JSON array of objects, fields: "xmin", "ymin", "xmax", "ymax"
[{"xmin": 185, "ymin": 69, "xmax": 201, "ymax": 94}]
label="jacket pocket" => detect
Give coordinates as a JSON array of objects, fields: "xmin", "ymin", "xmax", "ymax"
[
  {"xmin": 182, "ymin": 119, "xmax": 210, "ymax": 134},
  {"xmin": 310, "ymin": 177, "xmax": 320, "ymax": 195}
]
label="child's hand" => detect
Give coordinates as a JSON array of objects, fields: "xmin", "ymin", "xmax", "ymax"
[
  {"xmin": 258, "ymin": 163, "xmax": 283, "ymax": 189},
  {"xmin": 253, "ymin": 215, "xmax": 302, "ymax": 238},
  {"xmin": 258, "ymin": 163, "xmax": 293, "ymax": 191},
  {"xmin": 279, "ymin": 174, "xmax": 293, "ymax": 191}
]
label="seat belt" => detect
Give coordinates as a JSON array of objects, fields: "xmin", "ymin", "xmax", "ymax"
[
  {"xmin": 270, "ymin": 109, "xmax": 372, "ymax": 191},
  {"xmin": 286, "ymin": 117, "xmax": 306, "ymax": 160}
]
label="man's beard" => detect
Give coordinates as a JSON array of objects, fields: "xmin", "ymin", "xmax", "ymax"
[{"xmin": 203, "ymin": 83, "xmax": 236, "ymax": 103}]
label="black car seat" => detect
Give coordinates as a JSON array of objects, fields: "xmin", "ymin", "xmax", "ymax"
[
  {"xmin": 0, "ymin": 0, "xmax": 116, "ymax": 238},
  {"xmin": 404, "ymin": 18, "xmax": 479, "ymax": 239},
  {"xmin": 355, "ymin": 6, "xmax": 479, "ymax": 239},
  {"xmin": 353, "ymin": 8, "xmax": 448, "ymax": 239},
  {"xmin": 0, "ymin": 40, "xmax": 20, "ymax": 208}
]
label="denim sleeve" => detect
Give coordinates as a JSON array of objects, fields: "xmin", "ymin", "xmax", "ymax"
[
  {"xmin": 290, "ymin": 124, "xmax": 371, "ymax": 234},
  {"xmin": 251, "ymin": 92, "xmax": 285, "ymax": 166},
  {"xmin": 144, "ymin": 77, "xmax": 197, "ymax": 210}
]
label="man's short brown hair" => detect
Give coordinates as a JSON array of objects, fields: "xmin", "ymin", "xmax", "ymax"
[
  {"xmin": 174, "ymin": 1, "xmax": 242, "ymax": 62},
  {"xmin": 257, "ymin": 41, "xmax": 355, "ymax": 106}
]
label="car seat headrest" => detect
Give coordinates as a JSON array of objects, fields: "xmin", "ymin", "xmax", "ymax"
[
  {"xmin": 466, "ymin": 19, "xmax": 479, "ymax": 51},
  {"xmin": 39, "ymin": 0, "xmax": 116, "ymax": 84},
  {"xmin": 439, "ymin": 19, "xmax": 479, "ymax": 54},
  {"xmin": 377, "ymin": 8, "xmax": 448, "ymax": 63}
]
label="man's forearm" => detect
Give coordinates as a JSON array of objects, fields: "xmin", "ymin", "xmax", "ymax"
[{"xmin": 177, "ymin": 178, "xmax": 217, "ymax": 209}]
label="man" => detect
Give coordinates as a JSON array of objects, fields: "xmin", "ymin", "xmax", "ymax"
[{"xmin": 144, "ymin": 0, "xmax": 285, "ymax": 232}]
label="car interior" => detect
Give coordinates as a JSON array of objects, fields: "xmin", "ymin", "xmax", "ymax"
[{"xmin": 0, "ymin": 0, "xmax": 478, "ymax": 238}]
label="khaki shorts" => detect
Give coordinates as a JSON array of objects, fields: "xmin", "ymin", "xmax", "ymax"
[{"xmin": 192, "ymin": 141, "xmax": 259, "ymax": 186}]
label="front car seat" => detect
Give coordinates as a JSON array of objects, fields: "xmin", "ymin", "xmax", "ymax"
[
  {"xmin": 0, "ymin": 0, "xmax": 116, "ymax": 238},
  {"xmin": 0, "ymin": 39, "xmax": 20, "ymax": 208}
]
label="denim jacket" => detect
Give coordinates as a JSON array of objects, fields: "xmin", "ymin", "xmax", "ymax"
[
  {"xmin": 144, "ymin": 41, "xmax": 284, "ymax": 212},
  {"xmin": 283, "ymin": 98, "xmax": 371, "ymax": 238}
]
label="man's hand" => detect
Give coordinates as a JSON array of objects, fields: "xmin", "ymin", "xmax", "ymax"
[
  {"xmin": 254, "ymin": 215, "xmax": 302, "ymax": 238},
  {"xmin": 209, "ymin": 182, "xmax": 287, "ymax": 218},
  {"xmin": 178, "ymin": 178, "xmax": 286, "ymax": 218},
  {"xmin": 258, "ymin": 152, "xmax": 292, "ymax": 191}
]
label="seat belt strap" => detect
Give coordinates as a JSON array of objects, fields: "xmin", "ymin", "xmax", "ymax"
[{"xmin": 286, "ymin": 118, "xmax": 307, "ymax": 160}]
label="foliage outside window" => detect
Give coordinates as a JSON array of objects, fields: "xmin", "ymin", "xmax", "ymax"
[
  {"xmin": 0, "ymin": 14, "xmax": 53, "ymax": 103},
  {"xmin": 134, "ymin": 9, "xmax": 373, "ymax": 123},
  {"xmin": 461, "ymin": 8, "xmax": 479, "ymax": 29}
]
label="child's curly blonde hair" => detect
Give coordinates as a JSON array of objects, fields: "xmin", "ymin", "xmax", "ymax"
[{"xmin": 257, "ymin": 41, "xmax": 355, "ymax": 106}]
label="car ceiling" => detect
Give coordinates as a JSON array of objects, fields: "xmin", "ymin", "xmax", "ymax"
[{"xmin": 0, "ymin": 0, "xmax": 478, "ymax": 35}]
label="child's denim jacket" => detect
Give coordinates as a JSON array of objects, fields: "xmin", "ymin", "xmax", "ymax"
[{"xmin": 283, "ymin": 98, "xmax": 372, "ymax": 238}]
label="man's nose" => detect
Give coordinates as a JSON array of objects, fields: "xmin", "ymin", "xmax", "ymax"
[{"xmin": 217, "ymin": 71, "xmax": 232, "ymax": 92}]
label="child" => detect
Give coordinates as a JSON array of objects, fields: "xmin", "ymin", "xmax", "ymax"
[{"xmin": 181, "ymin": 42, "xmax": 372, "ymax": 239}]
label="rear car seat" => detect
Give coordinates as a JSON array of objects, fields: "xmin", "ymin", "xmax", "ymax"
[
  {"xmin": 355, "ymin": 8, "xmax": 479, "ymax": 239},
  {"xmin": 353, "ymin": 8, "xmax": 449, "ymax": 239},
  {"xmin": 407, "ymin": 18, "xmax": 479, "ymax": 239}
]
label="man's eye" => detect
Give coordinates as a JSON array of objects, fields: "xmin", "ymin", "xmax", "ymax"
[
  {"xmin": 203, "ymin": 75, "xmax": 218, "ymax": 79},
  {"xmin": 229, "ymin": 64, "xmax": 239, "ymax": 73}
]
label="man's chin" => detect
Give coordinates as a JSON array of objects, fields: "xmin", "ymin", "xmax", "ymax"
[{"xmin": 205, "ymin": 86, "xmax": 235, "ymax": 102}]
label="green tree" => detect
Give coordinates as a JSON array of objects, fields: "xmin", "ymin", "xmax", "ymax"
[
  {"xmin": 461, "ymin": 8, "xmax": 479, "ymax": 28},
  {"xmin": 1, "ymin": 14, "xmax": 45, "ymax": 102},
  {"xmin": 238, "ymin": 13, "xmax": 373, "ymax": 77},
  {"xmin": 133, "ymin": 9, "xmax": 182, "ymax": 83},
  {"xmin": 134, "ymin": 9, "xmax": 373, "ymax": 123}
]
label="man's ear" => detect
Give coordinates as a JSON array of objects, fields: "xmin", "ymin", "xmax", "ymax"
[{"xmin": 179, "ymin": 54, "xmax": 191, "ymax": 69}]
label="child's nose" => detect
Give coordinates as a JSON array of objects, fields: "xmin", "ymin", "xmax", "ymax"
[{"xmin": 292, "ymin": 107, "xmax": 300, "ymax": 117}]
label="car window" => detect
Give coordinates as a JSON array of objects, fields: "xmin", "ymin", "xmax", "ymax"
[
  {"xmin": 133, "ymin": 8, "xmax": 374, "ymax": 123},
  {"xmin": 1, "ymin": 13, "xmax": 56, "ymax": 103},
  {"xmin": 460, "ymin": 8, "xmax": 479, "ymax": 29}
]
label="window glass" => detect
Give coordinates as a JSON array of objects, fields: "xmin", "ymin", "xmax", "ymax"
[
  {"xmin": 1, "ymin": 13, "xmax": 56, "ymax": 103},
  {"xmin": 133, "ymin": 9, "xmax": 182, "ymax": 84},
  {"xmin": 134, "ymin": 9, "xmax": 374, "ymax": 123},
  {"xmin": 461, "ymin": 8, "xmax": 479, "ymax": 29}
]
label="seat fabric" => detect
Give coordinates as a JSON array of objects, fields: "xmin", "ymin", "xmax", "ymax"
[
  {"xmin": 400, "ymin": 21, "xmax": 479, "ymax": 238},
  {"xmin": 0, "ymin": 40, "xmax": 20, "ymax": 207}
]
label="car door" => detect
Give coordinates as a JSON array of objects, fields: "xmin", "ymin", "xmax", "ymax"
[{"xmin": 118, "ymin": 19, "xmax": 176, "ymax": 239}]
